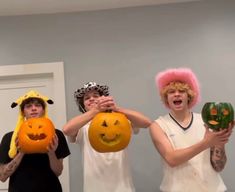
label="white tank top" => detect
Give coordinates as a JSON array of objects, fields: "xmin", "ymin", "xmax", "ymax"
[{"xmin": 156, "ymin": 113, "xmax": 226, "ymax": 192}]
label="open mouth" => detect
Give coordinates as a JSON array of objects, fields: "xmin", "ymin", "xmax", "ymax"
[
  {"xmin": 27, "ymin": 133, "xmax": 47, "ymax": 141},
  {"xmin": 99, "ymin": 134, "xmax": 121, "ymax": 145},
  {"xmin": 173, "ymin": 100, "xmax": 182, "ymax": 105}
]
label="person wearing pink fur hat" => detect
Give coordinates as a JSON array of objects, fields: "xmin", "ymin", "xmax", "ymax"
[{"xmin": 149, "ymin": 68, "xmax": 233, "ymax": 192}]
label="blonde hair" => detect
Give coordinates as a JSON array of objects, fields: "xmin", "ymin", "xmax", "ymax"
[{"xmin": 160, "ymin": 81, "xmax": 196, "ymax": 106}]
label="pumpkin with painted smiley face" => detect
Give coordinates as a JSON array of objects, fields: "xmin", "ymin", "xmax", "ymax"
[
  {"xmin": 201, "ymin": 102, "xmax": 234, "ymax": 131},
  {"xmin": 18, "ymin": 117, "xmax": 55, "ymax": 153},
  {"xmin": 88, "ymin": 112, "xmax": 132, "ymax": 153}
]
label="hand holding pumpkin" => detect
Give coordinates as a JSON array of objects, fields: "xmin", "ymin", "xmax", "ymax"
[
  {"xmin": 47, "ymin": 134, "xmax": 59, "ymax": 154},
  {"xmin": 96, "ymin": 96, "xmax": 116, "ymax": 112},
  {"xmin": 14, "ymin": 136, "xmax": 24, "ymax": 155},
  {"xmin": 15, "ymin": 137, "xmax": 20, "ymax": 151},
  {"xmin": 203, "ymin": 127, "xmax": 232, "ymax": 147}
]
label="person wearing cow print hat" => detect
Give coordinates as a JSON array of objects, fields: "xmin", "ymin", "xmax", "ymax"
[
  {"xmin": 149, "ymin": 68, "xmax": 233, "ymax": 192},
  {"xmin": 63, "ymin": 81, "xmax": 152, "ymax": 192},
  {"xmin": 74, "ymin": 82, "xmax": 109, "ymax": 113}
]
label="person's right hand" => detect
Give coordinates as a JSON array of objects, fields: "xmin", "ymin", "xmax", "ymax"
[{"xmin": 15, "ymin": 136, "xmax": 24, "ymax": 155}]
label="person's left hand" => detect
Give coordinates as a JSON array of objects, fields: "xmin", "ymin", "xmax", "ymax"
[{"xmin": 47, "ymin": 134, "xmax": 58, "ymax": 153}]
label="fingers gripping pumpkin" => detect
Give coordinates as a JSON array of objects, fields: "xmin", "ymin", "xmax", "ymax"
[
  {"xmin": 201, "ymin": 102, "xmax": 234, "ymax": 131},
  {"xmin": 88, "ymin": 112, "xmax": 132, "ymax": 153},
  {"xmin": 18, "ymin": 117, "xmax": 55, "ymax": 154}
]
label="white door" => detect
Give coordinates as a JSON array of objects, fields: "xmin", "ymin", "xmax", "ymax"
[{"xmin": 0, "ymin": 62, "xmax": 70, "ymax": 192}]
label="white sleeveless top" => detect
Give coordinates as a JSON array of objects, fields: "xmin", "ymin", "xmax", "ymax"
[
  {"xmin": 156, "ymin": 113, "xmax": 226, "ymax": 192},
  {"xmin": 75, "ymin": 122, "xmax": 136, "ymax": 192}
]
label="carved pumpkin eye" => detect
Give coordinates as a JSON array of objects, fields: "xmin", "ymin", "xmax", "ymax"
[
  {"xmin": 88, "ymin": 112, "xmax": 132, "ymax": 153},
  {"xmin": 102, "ymin": 121, "xmax": 108, "ymax": 127},
  {"xmin": 222, "ymin": 109, "xmax": 229, "ymax": 116},
  {"xmin": 114, "ymin": 120, "xmax": 120, "ymax": 125},
  {"xmin": 201, "ymin": 102, "xmax": 234, "ymax": 131},
  {"xmin": 18, "ymin": 117, "xmax": 55, "ymax": 154},
  {"xmin": 210, "ymin": 108, "xmax": 217, "ymax": 115}
]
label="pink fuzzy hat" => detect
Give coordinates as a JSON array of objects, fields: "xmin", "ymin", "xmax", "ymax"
[{"xmin": 155, "ymin": 68, "xmax": 200, "ymax": 108}]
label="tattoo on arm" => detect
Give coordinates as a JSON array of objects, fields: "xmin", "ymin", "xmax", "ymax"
[
  {"xmin": 5, "ymin": 159, "xmax": 18, "ymax": 173},
  {"xmin": 0, "ymin": 153, "xmax": 23, "ymax": 182},
  {"xmin": 210, "ymin": 146, "xmax": 227, "ymax": 172}
]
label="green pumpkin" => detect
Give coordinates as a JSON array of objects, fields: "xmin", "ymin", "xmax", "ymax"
[{"xmin": 201, "ymin": 102, "xmax": 234, "ymax": 131}]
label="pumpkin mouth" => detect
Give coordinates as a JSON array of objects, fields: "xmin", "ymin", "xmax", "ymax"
[
  {"xmin": 99, "ymin": 134, "xmax": 121, "ymax": 145},
  {"xmin": 27, "ymin": 133, "xmax": 47, "ymax": 141},
  {"xmin": 208, "ymin": 120, "xmax": 219, "ymax": 125}
]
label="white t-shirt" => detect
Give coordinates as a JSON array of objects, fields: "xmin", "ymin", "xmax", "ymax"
[
  {"xmin": 75, "ymin": 122, "xmax": 136, "ymax": 192},
  {"xmin": 156, "ymin": 113, "xmax": 226, "ymax": 192}
]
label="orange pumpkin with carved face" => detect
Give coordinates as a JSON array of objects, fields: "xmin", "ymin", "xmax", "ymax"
[
  {"xmin": 18, "ymin": 117, "xmax": 55, "ymax": 153},
  {"xmin": 88, "ymin": 112, "xmax": 132, "ymax": 153}
]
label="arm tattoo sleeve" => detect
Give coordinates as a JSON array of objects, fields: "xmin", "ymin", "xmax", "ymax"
[
  {"xmin": 0, "ymin": 152, "xmax": 23, "ymax": 182},
  {"xmin": 210, "ymin": 146, "xmax": 227, "ymax": 172}
]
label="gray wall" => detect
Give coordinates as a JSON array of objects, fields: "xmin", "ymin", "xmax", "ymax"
[{"xmin": 1, "ymin": 0, "xmax": 235, "ymax": 191}]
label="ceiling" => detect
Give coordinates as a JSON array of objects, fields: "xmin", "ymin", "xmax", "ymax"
[{"xmin": 0, "ymin": 0, "xmax": 198, "ymax": 17}]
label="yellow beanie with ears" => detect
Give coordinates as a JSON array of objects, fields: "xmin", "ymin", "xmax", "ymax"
[{"xmin": 9, "ymin": 90, "xmax": 53, "ymax": 158}]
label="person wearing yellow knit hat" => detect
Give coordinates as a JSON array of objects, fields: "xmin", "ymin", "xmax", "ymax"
[{"xmin": 0, "ymin": 90, "xmax": 70, "ymax": 192}]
